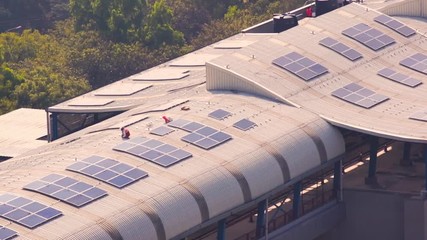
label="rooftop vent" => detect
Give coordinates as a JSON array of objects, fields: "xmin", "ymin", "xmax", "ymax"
[{"xmin": 273, "ymin": 14, "xmax": 298, "ymax": 33}]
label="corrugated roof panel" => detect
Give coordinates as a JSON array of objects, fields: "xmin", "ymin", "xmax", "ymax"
[
  {"xmin": 275, "ymin": 130, "xmax": 321, "ymax": 179},
  {"xmin": 61, "ymin": 225, "xmax": 112, "ymax": 240},
  {"xmin": 161, "ymin": 185, "xmax": 202, "ymax": 238},
  {"xmin": 232, "ymin": 147, "xmax": 285, "ymax": 198},
  {"xmin": 110, "ymin": 206, "xmax": 158, "ymax": 240},
  {"xmin": 188, "ymin": 167, "xmax": 244, "ymax": 218}
]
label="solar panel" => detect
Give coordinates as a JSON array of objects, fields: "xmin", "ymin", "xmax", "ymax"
[
  {"xmin": 182, "ymin": 130, "xmax": 232, "ymax": 150},
  {"xmin": 150, "ymin": 126, "xmax": 175, "ymax": 136},
  {"xmin": 409, "ymin": 110, "xmax": 427, "ymax": 122},
  {"xmin": 377, "ymin": 68, "xmax": 422, "ymax": 87},
  {"xmin": 67, "ymin": 156, "xmax": 148, "ymax": 188},
  {"xmin": 400, "ymin": 53, "xmax": 427, "ymax": 75},
  {"xmin": 233, "ymin": 119, "xmax": 257, "ymax": 131},
  {"xmin": 23, "ymin": 174, "xmax": 107, "ymax": 207},
  {"xmin": 113, "ymin": 137, "xmax": 192, "ymax": 167},
  {"xmin": 181, "ymin": 122, "xmax": 205, "ymax": 132},
  {"xmin": 0, "ymin": 194, "xmax": 62, "ymax": 229},
  {"xmin": 272, "ymin": 52, "xmax": 328, "ymax": 81},
  {"xmin": 342, "ymin": 23, "xmax": 395, "ymax": 51},
  {"xmin": 319, "ymin": 37, "xmax": 338, "ymax": 47},
  {"xmin": 0, "ymin": 226, "xmax": 17, "ymax": 240},
  {"xmin": 208, "ymin": 109, "xmax": 232, "ymax": 120},
  {"xmin": 168, "ymin": 119, "xmax": 233, "ymax": 149},
  {"xmin": 167, "ymin": 119, "xmax": 191, "ymax": 129},
  {"xmin": 374, "ymin": 15, "xmax": 416, "ymax": 37},
  {"xmin": 332, "ymin": 83, "xmax": 389, "ymax": 108}
]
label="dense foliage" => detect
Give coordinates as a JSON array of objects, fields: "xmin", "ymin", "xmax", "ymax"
[{"xmin": 0, "ymin": 0, "xmax": 305, "ymax": 114}]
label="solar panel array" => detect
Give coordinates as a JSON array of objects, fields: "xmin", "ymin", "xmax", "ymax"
[
  {"xmin": 332, "ymin": 83, "xmax": 389, "ymax": 108},
  {"xmin": 409, "ymin": 109, "xmax": 427, "ymax": 122},
  {"xmin": 342, "ymin": 23, "xmax": 395, "ymax": 51},
  {"xmin": 114, "ymin": 137, "xmax": 192, "ymax": 167},
  {"xmin": 319, "ymin": 37, "xmax": 363, "ymax": 61},
  {"xmin": 377, "ymin": 68, "xmax": 422, "ymax": 87},
  {"xmin": 272, "ymin": 52, "xmax": 328, "ymax": 81},
  {"xmin": 150, "ymin": 126, "xmax": 175, "ymax": 136},
  {"xmin": 0, "ymin": 226, "xmax": 17, "ymax": 240},
  {"xmin": 168, "ymin": 119, "xmax": 232, "ymax": 149},
  {"xmin": 399, "ymin": 53, "xmax": 427, "ymax": 75},
  {"xmin": 0, "ymin": 194, "xmax": 62, "ymax": 229},
  {"xmin": 23, "ymin": 174, "xmax": 107, "ymax": 207},
  {"xmin": 374, "ymin": 15, "xmax": 416, "ymax": 37},
  {"xmin": 67, "ymin": 156, "xmax": 148, "ymax": 188},
  {"xmin": 233, "ymin": 119, "xmax": 257, "ymax": 131},
  {"xmin": 208, "ymin": 109, "xmax": 232, "ymax": 120}
]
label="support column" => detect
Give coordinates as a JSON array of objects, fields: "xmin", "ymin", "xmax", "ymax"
[
  {"xmin": 333, "ymin": 160, "xmax": 342, "ymax": 201},
  {"xmin": 424, "ymin": 145, "xmax": 427, "ymax": 192},
  {"xmin": 51, "ymin": 112, "xmax": 58, "ymax": 141},
  {"xmin": 421, "ymin": 145, "xmax": 427, "ymax": 198},
  {"xmin": 256, "ymin": 199, "xmax": 267, "ymax": 238},
  {"xmin": 365, "ymin": 136, "xmax": 378, "ymax": 185},
  {"xmin": 401, "ymin": 142, "xmax": 412, "ymax": 166},
  {"xmin": 217, "ymin": 219, "xmax": 226, "ymax": 240},
  {"xmin": 293, "ymin": 182, "xmax": 301, "ymax": 219}
]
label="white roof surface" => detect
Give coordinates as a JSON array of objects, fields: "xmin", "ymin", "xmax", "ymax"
[
  {"xmin": 0, "ymin": 1, "xmax": 425, "ymax": 239},
  {"xmin": 0, "ymin": 108, "xmax": 47, "ymax": 158},
  {"xmin": 207, "ymin": 3, "xmax": 427, "ymax": 142}
]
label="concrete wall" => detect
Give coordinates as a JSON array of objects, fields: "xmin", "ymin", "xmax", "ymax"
[
  {"xmin": 265, "ymin": 202, "xmax": 345, "ymax": 240},
  {"xmin": 317, "ymin": 189, "xmax": 426, "ymax": 240}
]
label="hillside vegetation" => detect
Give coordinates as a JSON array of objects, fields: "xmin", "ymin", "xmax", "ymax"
[{"xmin": 0, "ymin": 0, "xmax": 304, "ymax": 114}]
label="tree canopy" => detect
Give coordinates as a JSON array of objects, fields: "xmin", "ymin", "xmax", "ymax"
[{"xmin": 0, "ymin": 0, "xmax": 306, "ymax": 115}]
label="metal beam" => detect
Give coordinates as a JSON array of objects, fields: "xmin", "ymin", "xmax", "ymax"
[
  {"xmin": 217, "ymin": 219, "xmax": 226, "ymax": 240},
  {"xmin": 366, "ymin": 136, "xmax": 378, "ymax": 184},
  {"xmin": 293, "ymin": 182, "xmax": 301, "ymax": 219},
  {"xmin": 401, "ymin": 142, "xmax": 412, "ymax": 166},
  {"xmin": 51, "ymin": 112, "xmax": 58, "ymax": 141},
  {"xmin": 424, "ymin": 145, "xmax": 427, "ymax": 192},
  {"xmin": 333, "ymin": 160, "xmax": 342, "ymax": 201},
  {"xmin": 256, "ymin": 199, "xmax": 267, "ymax": 238}
]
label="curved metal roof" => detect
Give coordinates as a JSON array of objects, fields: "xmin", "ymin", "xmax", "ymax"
[
  {"xmin": 207, "ymin": 4, "xmax": 427, "ymax": 143},
  {"xmin": 1, "ymin": 93, "xmax": 344, "ymax": 239},
  {"xmin": 1, "ymin": 2, "xmax": 424, "ymax": 239}
]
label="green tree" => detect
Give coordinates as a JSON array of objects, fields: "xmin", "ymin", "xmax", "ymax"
[
  {"xmin": 14, "ymin": 63, "xmax": 90, "ymax": 109},
  {"xmin": 0, "ymin": 64, "xmax": 22, "ymax": 114},
  {"xmin": 70, "ymin": 0, "xmax": 146, "ymax": 42},
  {"xmin": 166, "ymin": 0, "xmax": 210, "ymax": 41},
  {"xmin": 0, "ymin": 28, "xmax": 91, "ymax": 112},
  {"xmin": 143, "ymin": 0, "xmax": 184, "ymax": 48}
]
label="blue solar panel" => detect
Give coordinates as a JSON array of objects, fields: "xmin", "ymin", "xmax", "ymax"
[
  {"xmin": 208, "ymin": 109, "xmax": 232, "ymax": 120},
  {"xmin": 23, "ymin": 174, "xmax": 107, "ymax": 207},
  {"xmin": 150, "ymin": 126, "xmax": 175, "ymax": 136},
  {"xmin": 114, "ymin": 137, "xmax": 192, "ymax": 167},
  {"xmin": 374, "ymin": 14, "xmax": 416, "ymax": 37},
  {"xmin": 181, "ymin": 122, "xmax": 205, "ymax": 132},
  {"xmin": 400, "ymin": 53, "xmax": 427, "ymax": 75},
  {"xmin": 0, "ymin": 194, "xmax": 62, "ymax": 229},
  {"xmin": 272, "ymin": 52, "xmax": 328, "ymax": 81},
  {"xmin": 332, "ymin": 83, "xmax": 389, "ymax": 108},
  {"xmin": 409, "ymin": 109, "xmax": 427, "ymax": 122},
  {"xmin": 377, "ymin": 67, "xmax": 422, "ymax": 87},
  {"xmin": 342, "ymin": 23, "xmax": 395, "ymax": 51},
  {"xmin": 233, "ymin": 119, "xmax": 257, "ymax": 131},
  {"xmin": 67, "ymin": 155, "xmax": 148, "ymax": 188},
  {"xmin": 0, "ymin": 226, "xmax": 17, "ymax": 240},
  {"xmin": 167, "ymin": 119, "xmax": 191, "ymax": 128},
  {"xmin": 182, "ymin": 130, "xmax": 232, "ymax": 150},
  {"xmin": 319, "ymin": 37, "xmax": 338, "ymax": 47}
]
